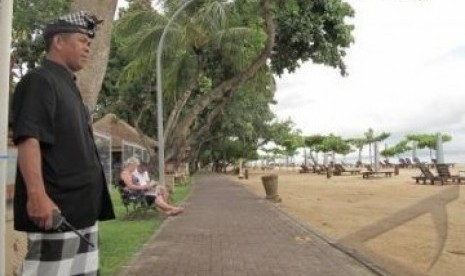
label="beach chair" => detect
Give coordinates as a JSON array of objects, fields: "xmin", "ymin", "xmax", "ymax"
[
  {"xmin": 299, "ymin": 164, "xmax": 312, "ymax": 173},
  {"xmin": 333, "ymin": 164, "xmax": 361, "ymax": 176},
  {"xmin": 384, "ymin": 159, "xmax": 394, "ymax": 168},
  {"xmin": 313, "ymin": 164, "xmax": 326, "ymax": 174},
  {"xmin": 117, "ymin": 179, "xmax": 149, "ymax": 215},
  {"xmin": 412, "ymin": 164, "xmax": 443, "ymax": 185},
  {"xmin": 413, "ymin": 157, "xmax": 421, "ymax": 164},
  {"xmin": 361, "ymin": 165, "xmax": 394, "ymax": 179},
  {"xmin": 398, "ymin": 158, "xmax": 407, "ymax": 168},
  {"xmin": 355, "ymin": 160, "xmax": 363, "ymax": 168},
  {"xmin": 405, "ymin": 158, "xmax": 414, "ymax": 168},
  {"xmin": 435, "ymin": 164, "xmax": 464, "ymax": 184}
]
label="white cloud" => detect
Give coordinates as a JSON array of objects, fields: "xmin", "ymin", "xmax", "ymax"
[{"xmin": 273, "ymin": 0, "xmax": 465, "ymax": 154}]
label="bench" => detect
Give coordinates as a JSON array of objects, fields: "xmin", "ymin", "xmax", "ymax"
[
  {"xmin": 362, "ymin": 171, "xmax": 393, "ymax": 179},
  {"xmin": 116, "ymin": 180, "xmax": 151, "ymax": 217}
]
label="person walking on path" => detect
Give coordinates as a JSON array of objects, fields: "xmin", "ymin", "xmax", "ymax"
[{"xmin": 11, "ymin": 11, "xmax": 115, "ymax": 275}]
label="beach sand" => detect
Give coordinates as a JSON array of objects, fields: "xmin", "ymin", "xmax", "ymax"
[{"xmin": 234, "ymin": 166, "xmax": 465, "ymax": 276}]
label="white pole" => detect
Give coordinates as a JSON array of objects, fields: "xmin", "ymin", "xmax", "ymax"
[
  {"xmin": 374, "ymin": 142, "xmax": 379, "ymax": 171},
  {"xmin": 156, "ymin": 0, "xmax": 194, "ymax": 186},
  {"xmin": 436, "ymin": 133, "xmax": 444, "ymax": 164},
  {"xmin": 0, "ymin": 1, "xmax": 14, "ymax": 275}
]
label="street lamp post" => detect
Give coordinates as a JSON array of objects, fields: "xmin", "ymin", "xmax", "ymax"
[{"xmin": 156, "ymin": 0, "xmax": 194, "ymax": 186}]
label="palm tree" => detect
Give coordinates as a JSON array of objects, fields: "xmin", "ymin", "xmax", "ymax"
[
  {"xmin": 115, "ymin": 0, "xmax": 275, "ymax": 166},
  {"xmin": 347, "ymin": 137, "xmax": 366, "ymax": 167},
  {"xmin": 364, "ymin": 128, "xmax": 390, "ymax": 166},
  {"xmin": 304, "ymin": 135, "xmax": 325, "ymax": 166}
]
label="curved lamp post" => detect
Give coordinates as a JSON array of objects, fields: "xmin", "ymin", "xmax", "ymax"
[{"xmin": 156, "ymin": 0, "xmax": 194, "ymax": 185}]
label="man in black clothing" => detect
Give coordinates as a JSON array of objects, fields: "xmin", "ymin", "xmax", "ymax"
[{"xmin": 12, "ymin": 11, "xmax": 115, "ymax": 275}]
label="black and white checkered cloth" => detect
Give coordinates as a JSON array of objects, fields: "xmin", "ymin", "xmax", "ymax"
[
  {"xmin": 43, "ymin": 11, "xmax": 103, "ymax": 39},
  {"xmin": 20, "ymin": 225, "xmax": 99, "ymax": 276},
  {"xmin": 58, "ymin": 11, "xmax": 93, "ymax": 28}
]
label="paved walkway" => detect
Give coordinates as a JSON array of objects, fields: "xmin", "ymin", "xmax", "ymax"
[{"xmin": 119, "ymin": 174, "xmax": 380, "ymax": 276}]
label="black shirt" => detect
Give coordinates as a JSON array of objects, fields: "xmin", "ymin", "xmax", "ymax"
[{"xmin": 12, "ymin": 59, "xmax": 115, "ymax": 232}]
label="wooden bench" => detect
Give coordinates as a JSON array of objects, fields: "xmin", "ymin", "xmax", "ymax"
[{"xmin": 362, "ymin": 171, "xmax": 393, "ymax": 179}]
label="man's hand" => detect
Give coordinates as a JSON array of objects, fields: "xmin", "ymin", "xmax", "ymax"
[{"xmin": 27, "ymin": 192, "xmax": 57, "ymax": 230}]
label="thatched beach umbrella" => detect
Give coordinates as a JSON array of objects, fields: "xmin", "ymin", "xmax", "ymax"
[
  {"xmin": 412, "ymin": 141, "xmax": 417, "ymax": 161},
  {"xmin": 436, "ymin": 133, "xmax": 444, "ymax": 164}
]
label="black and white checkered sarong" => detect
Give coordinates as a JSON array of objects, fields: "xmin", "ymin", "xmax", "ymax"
[{"xmin": 21, "ymin": 225, "xmax": 99, "ymax": 276}]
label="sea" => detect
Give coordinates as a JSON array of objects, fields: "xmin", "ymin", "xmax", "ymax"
[
  {"xmin": 252, "ymin": 149, "xmax": 465, "ymax": 168},
  {"xmin": 5, "ymin": 148, "xmax": 465, "ymax": 183}
]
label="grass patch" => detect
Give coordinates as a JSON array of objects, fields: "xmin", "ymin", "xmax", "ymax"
[{"xmin": 100, "ymin": 181, "xmax": 192, "ymax": 275}]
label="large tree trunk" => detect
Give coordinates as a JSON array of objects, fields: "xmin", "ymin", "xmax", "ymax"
[
  {"xmin": 165, "ymin": 0, "xmax": 275, "ymax": 164},
  {"xmin": 70, "ymin": 0, "xmax": 118, "ymax": 112}
]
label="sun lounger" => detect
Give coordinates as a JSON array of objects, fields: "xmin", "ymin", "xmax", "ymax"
[
  {"xmin": 361, "ymin": 165, "xmax": 394, "ymax": 179},
  {"xmin": 412, "ymin": 164, "xmax": 443, "ymax": 185},
  {"xmin": 313, "ymin": 164, "xmax": 326, "ymax": 174},
  {"xmin": 435, "ymin": 164, "xmax": 464, "ymax": 183},
  {"xmin": 299, "ymin": 164, "xmax": 312, "ymax": 173},
  {"xmin": 333, "ymin": 164, "xmax": 361, "ymax": 176}
]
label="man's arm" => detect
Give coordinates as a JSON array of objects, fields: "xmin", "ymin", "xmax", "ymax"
[{"xmin": 17, "ymin": 138, "xmax": 57, "ymax": 230}]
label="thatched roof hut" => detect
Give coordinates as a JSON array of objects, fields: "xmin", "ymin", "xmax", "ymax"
[{"xmin": 93, "ymin": 113, "xmax": 157, "ymax": 152}]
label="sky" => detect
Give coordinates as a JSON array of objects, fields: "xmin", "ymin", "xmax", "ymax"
[{"xmin": 273, "ymin": 0, "xmax": 465, "ymax": 155}]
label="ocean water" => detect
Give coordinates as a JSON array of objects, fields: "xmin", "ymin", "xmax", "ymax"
[
  {"xmin": 341, "ymin": 150, "xmax": 465, "ymax": 166},
  {"xmin": 264, "ymin": 149, "xmax": 465, "ymax": 167}
]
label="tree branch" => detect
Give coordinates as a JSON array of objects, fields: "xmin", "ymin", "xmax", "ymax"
[{"xmin": 167, "ymin": 0, "xmax": 275, "ymax": 144}]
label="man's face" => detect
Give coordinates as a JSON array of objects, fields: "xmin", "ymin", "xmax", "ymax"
[{"xmin": 57, "ymin": 31, "xmax": 91, "ymax": 72}]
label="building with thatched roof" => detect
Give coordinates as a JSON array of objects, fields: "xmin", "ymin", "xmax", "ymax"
[{"xmin": 93, "ymin": 113, "xmax": 157, "ymax": 166}]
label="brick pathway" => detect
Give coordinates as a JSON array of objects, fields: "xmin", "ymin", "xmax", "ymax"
[{"xmin": 119, "ymin": 174, "xmax": 381, "ymax": 276}]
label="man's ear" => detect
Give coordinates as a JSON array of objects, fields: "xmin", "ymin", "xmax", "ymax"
[
  {"xmin": 52, "ymin": 34, "xmax": 67, "ymax": 52},
  {"xmin": 51, "ymin": 35, "xmax": 61, "ymax": 52}
]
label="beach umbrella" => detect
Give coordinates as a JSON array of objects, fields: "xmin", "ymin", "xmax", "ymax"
[
  {"xmin": 374, "ymin": 142, "xmax": 379, "ymax": 171},
  {"xmin": 436, "ymin": 133, "xmax": 445, "ymax": 164},
  {"xmin": 412, "ymin": 141, "xmax": 417, "ymax": 161}
]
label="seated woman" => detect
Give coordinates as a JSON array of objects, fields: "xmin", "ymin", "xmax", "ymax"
[
  {"xmin": 120, "ymin": 157, "xmax": 184, "ymax": 216},
  {"xmin": 133, "ymin": 162, "xmax": 171, "ymax": 203}
]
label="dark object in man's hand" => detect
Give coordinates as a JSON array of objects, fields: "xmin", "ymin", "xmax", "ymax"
[{"xmin": 52, "ymin": 209, "xmax": 95, "ymax": 247}]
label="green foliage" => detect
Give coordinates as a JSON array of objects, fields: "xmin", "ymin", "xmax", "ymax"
[
  {"xmin": 105, "ymin": 0, "xmax": 355, "ymax": 166},
  {"xmin": 327, "ymin": 134, "xmax": 351, "ymax": 155},
  {"xmin": 272, "ymin": 0, "xmax": 354, "ymax": 76},
  {"xmin": 196, "ymin": 69, "xmax": 277, "ymax": 165},
  {"xmin": 380, "ymin": 140, "xmax": 410, "ymax": 158},
  {"xmin": 346, "ymin": 137, "xmax": 366, "ymax": 150},
  {"xmin": 314, "ymin": 134, "xmax": 350, "ymax": 154},
  {"xmin": 304, "ymin": 134, "xmax": 325, "ymax": 149},
  {"xmin": 12, "ymin": 0, "xmax": 69, "ymax": 71},
  {"xmin": 273, "ymin": 127, "xmax": 303, "ymax": 158},
  {"xmin": 364, "ymin": 128, "xmax": 390, "ymax": 143},
  {"xmin": 406, "ymin": 133, "xmax": 452, "ymax": 150}
]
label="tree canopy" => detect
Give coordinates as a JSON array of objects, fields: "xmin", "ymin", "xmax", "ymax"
[{"xmin": 99, "ymin": 0, "xmax": 354, "ymax": 168}]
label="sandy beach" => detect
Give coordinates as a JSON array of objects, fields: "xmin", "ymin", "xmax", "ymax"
[{"xmin": 235, "ymin": 166, "xmax": 465, "ymax": 276}]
